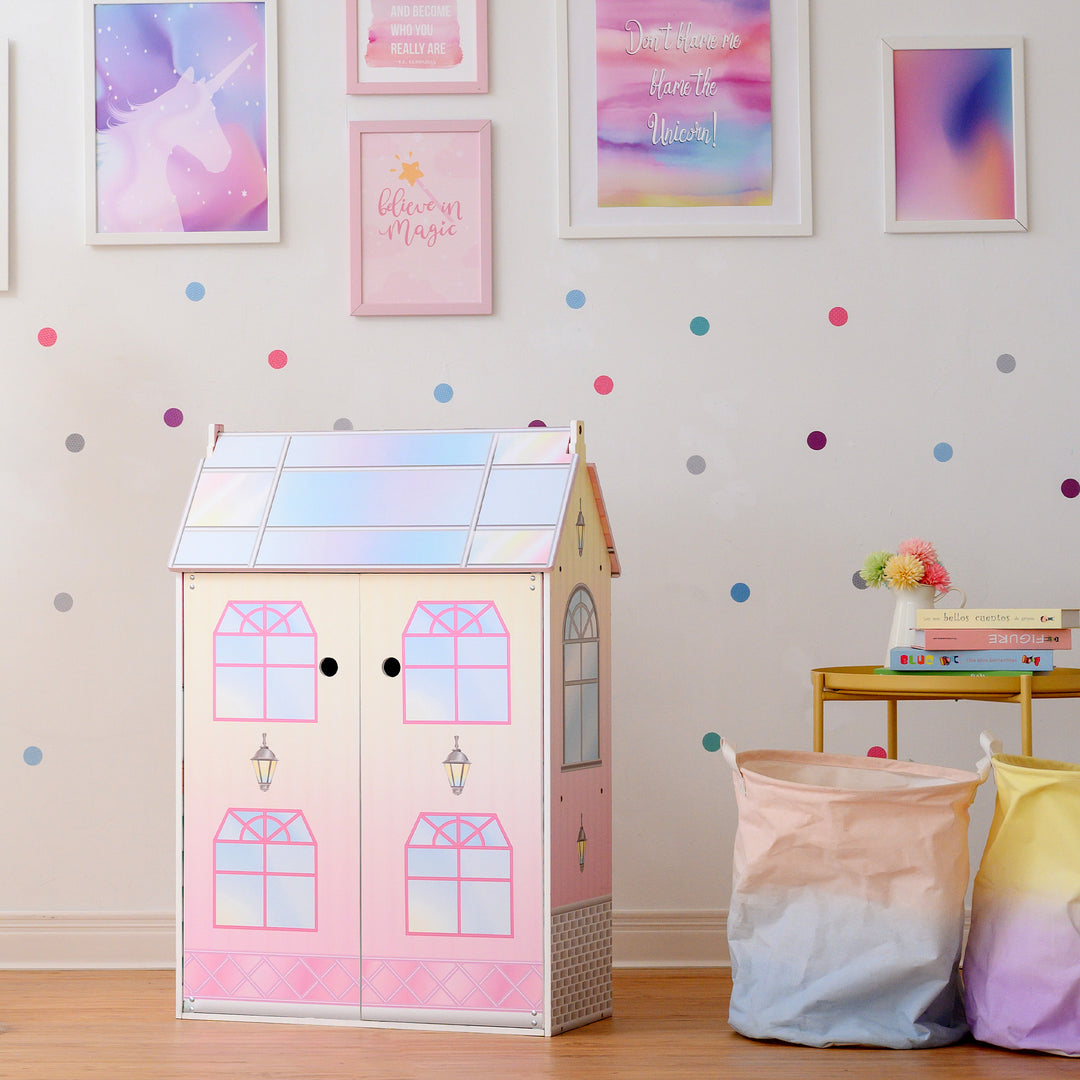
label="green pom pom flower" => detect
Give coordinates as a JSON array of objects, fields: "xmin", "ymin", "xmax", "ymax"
[{"xmin": 860, "ymin": 550, "xmax": 892, "ymax": 588}]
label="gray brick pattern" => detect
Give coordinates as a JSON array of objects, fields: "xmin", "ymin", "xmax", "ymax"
[{"xmin": 550, "ymin": 899, "xmax": 613, "ymax": 1034}]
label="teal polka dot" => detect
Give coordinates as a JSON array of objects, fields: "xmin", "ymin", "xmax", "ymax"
[
  {"xmin": 566, "ymin": 290, "xmax": 586, "ymax": 309},
  {"xmin": 731, "ymin": 582, "xmax": 750, "ymax": 603},
  {"xmin": 702, "ymin": 732, "xmax": 722, "ymax": 753},
  {"xmin": 185, "ymin": 282, "xmax": 206, "ymax": 302},
  {"xmin": 690, "ymin": 316, "xmax": 710, "ymax": 336},
  {"xmin": 433, "ymin": 383, "xmax": 453, "ymax": 403},
  {"xmin": 23, "ymin": 746, "xmax": 43, "ymax": 766},
  {"xmin": 933, "ymin": 442, "xmax": 953, "ymax": 462}
]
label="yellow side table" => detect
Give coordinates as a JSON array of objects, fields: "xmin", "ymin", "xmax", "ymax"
[{"xmin": 811, "ymin": 666, "xmax": 1080, "ymax": 758}]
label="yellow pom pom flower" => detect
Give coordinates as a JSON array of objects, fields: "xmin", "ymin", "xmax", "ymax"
[{"xmin": 883, "ymin": 553, "xmax": 926, "ymax": 591}]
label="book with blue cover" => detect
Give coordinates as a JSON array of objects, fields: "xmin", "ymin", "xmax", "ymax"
[{"xmin": 887, "ymin": 647, "xmax": 1053, "ymax": 672}]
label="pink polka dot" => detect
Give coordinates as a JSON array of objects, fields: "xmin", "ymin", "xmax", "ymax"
[
  {"xmin": 594, "ymin": 375, "xmax": 614, "ymax": 396},
  {"xmin": 163, "ymin": 408, "xmax": 184, "ymax": 428},
  {"xmin": 268, "ymin": 349, "xmax": 288, "ymax": 370},
  {"xmin": 828, "ymin": 307, "xmax": 848, "ymax": 327},
  {"xmin": 867, "ymin": 746, "xmax": 887, "ymax": 759},
  {"xmin": 38, "ymin": 327, "xmax": 57, "ymax": 347}
]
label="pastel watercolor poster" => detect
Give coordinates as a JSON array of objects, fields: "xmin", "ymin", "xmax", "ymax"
[
  {"xmin": 364, "ymin": 0, "xmax": 463, "ymax": 70},
  {"xmin": 350, "ymin": 122, "xmax": 491, "ymax": 315},
  {"xmin": 892, "ymin": 48, "xmax": 1015, "ymax": 222},
  {"xmin": 91, "ymin": 2, "xmax": 276, "ymax": 240},
  {"xmin": 595, "ymin": 0, "xmax": 773, "ymax": 208}
]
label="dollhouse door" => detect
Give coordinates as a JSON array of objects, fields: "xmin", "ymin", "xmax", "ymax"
[
  {"xmin": 180, "ymin": 573, "xmax": 363, "ymax": 1019},
  {"xmin": 356, "ymin": 572, "xmax": 546, "ymax": 1031}
]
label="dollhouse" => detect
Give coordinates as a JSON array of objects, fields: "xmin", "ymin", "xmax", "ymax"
[{"xmin": 169, "ymin": 422, "xmax": 618, "ymax": 1034}]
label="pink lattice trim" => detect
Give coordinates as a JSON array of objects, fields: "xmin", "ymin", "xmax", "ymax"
[{"xmin": 184, "ymin": 950, "xmax": 361, "ymax": 1004}]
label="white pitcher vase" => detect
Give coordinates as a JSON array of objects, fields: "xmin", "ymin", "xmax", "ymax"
[{"xmin": 886, "ymin": 583, "xmax": 966, "ymax": 668}]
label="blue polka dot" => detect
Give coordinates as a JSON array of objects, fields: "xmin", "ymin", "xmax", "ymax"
[
  {"xmin": 702, "ymin": 732, "xmax": 722, "ymax": 753},
  {"xmin": 690, "ymin": 316, "xmax": 710, "ymax": 336},
  {"xmin": 186, "ymin": 282, "xmax": 206, "ymax": 302},
  {"xmin": 433, "ymin": 383, "xmax": 454, "ymax": 403},
  {"xmin": 730, "ymin": 582, "xmax": 750, "ymax": 603},
  {"xmin": 23, "ymin": 746, "xmax": 43, "ymax": 766},
  {"xmin": 566, "ymin": 289, "xmax": 586, "ymax": 309},
  {"xmin": 933, "ymin": 442, "xmax": 953, "ymax": 462}
]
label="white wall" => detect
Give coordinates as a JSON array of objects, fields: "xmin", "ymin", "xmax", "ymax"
[{"xmin": 3, "ymin": 0, "xmax": 1079, "ymax": 966}]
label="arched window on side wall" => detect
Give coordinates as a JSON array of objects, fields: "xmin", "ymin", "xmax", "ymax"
[{"xmin": 563, "ymin": 585, "xmax": 600, "ymax": 767}]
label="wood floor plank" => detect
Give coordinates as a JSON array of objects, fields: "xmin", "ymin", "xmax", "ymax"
[{"xmin": 0, "ymin": 969, "xmax": 1074, "ymax": 1079}]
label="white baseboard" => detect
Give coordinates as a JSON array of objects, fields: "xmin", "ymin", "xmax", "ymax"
[
  {"xmin": 0, "ymin": 912, "xmax": 174, "ymax": 970},
  {"xmin": 612, "ymin": 910, "xmax": 729, "ymax": 968}
]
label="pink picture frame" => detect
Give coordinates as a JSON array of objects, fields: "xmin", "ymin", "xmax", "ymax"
[
  {"xmin": 348, "ymin": 120, "xmax": 492, "ymax": 316},
  {"xmin": 346, "ymin": 0, "xmax": 488, "ymax": 94}
]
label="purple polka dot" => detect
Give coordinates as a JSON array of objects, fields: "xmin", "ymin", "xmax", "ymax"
[
  {"xmin": 528, "ymin": 420, "xmax": 547, "ymax": 428},
  {"xmin": 1062, "ymin": 478, "xmax": 1080, "ymax": 499},
  {"xmin": 807, "ymin": 430, "xmax": 827, "ymax": 450},
  {"xmin": 163, "ymin": 408, "xmax": 184, "ymax": 428}
]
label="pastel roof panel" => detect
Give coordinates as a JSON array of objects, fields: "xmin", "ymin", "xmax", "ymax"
[{"xmin": 169, "ymin": 427, "xmax": 578, "ymax": 571}]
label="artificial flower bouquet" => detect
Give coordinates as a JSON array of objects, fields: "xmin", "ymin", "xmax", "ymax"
[{"xmin": 861, "ymin": 538, "xmax": 951, "ymax": 592}]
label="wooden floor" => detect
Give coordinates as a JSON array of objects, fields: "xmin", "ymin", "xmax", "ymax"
[{"xmin": 0, "ymin": 968, "xmax": 1074, "ymax": 1079}]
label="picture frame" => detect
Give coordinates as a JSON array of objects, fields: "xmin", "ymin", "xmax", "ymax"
[
  {"xmin": 882, "ymin": 36, "xmax": 1027, "ymax": 233},
  {"xmin": 346, "ymin": 0, "xmax": 488, "ymax": 94},
  {"xmin": 0, "ymin": 39, "xmax": 8, "ymax": 290},
  {"xmin": 348, "ymin": 120, "xmax": 492, "ymax": 316},
  {"xmin": 556, "ymin": 0, "xmax": 811, "ymax": 238},
  {"xmin": 85, "ymin": 0, "xmax": 280, "ymax": 245}
]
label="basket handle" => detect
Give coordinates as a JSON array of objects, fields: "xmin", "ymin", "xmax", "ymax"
[
  {"xmin": 720, "ymin": 738, "xmax": 746, "ymax": 795},
  {"xmin": 976, "ymin": 730, "xmax": 1003, "ymax": 782}
]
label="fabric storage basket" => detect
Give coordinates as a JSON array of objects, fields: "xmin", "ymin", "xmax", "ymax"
[
  {"xmin": 963, "ymin": 746, "xmax": 1080, "ymax": 1055},
  {"xmin": 722, "ymin": 739, "xmax": 990, "ymax": 1049}
]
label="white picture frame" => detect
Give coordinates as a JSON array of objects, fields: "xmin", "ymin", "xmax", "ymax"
[
  {"xmin": 882, "ymin": 36, "xmax": 1027, "ymax": 234},
  {"xmin": 556, "ymin": 0, "xmax": 812, "ymax": 238},
  {"xmin": 85, "ymin": 0, "xmax": 280, "ymax": 245}
]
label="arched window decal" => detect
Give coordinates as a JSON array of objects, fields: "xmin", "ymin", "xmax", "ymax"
[
  {"xmin": 402, "ymin": 602, "xmax": 510, "ymax": 724},
  {"xmin": 213, "ymin": 601, "xmax": 318, "ymax": 723},
  {"xmin": 563, "ymin": 585, "xmax": 600, "ymax": 766},
  {"xmin": 405, "ymin": 813, "xmax": 513, "ymax": 937},
  {"xmin": 213, "ymin": 809, "xmax": 318, "ymax": 931}
]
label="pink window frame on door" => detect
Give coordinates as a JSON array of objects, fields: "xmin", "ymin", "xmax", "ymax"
[
  {"xmin": 213, "ymin": 601, "xmax": 318, "ymax": 723},
  {"xmin": 401, "ymin": 601, "xmax": 511, "ymax": 724},
  {"xmin": 405, "ymin": 813, "xmax": 513, "ymax": 938},
  {"xmin": 213, "ymin": 809, "xmax": 318, "ymax": 931}
]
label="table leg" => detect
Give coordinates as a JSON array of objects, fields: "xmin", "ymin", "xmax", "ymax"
[
  {"xmin": 887, "ymin": 699, "xmax": 897, "ymax": 759},
  {"xmin": 812, "ymin": 670, "xmax": 825, "ymax": 752},
  {"xmin": 1020, "ymin": 674, "xmax": 1033, "ymax": 756}
]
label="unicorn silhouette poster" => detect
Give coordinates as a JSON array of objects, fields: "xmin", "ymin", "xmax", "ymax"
[{"xmin": 87, "ymin": 1, "xmax": 279, "ymax": 244}]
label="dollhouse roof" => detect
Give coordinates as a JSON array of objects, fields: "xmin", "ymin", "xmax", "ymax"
[{"xmin": 169, "ymin": 426, "xmax": 617, "ymax": 573}]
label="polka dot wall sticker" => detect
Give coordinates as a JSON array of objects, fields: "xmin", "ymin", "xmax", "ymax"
[
  {"xmin": 566, "ymin": 289, "xmax": 586, "ymax": 309},
  {"xmin": 690, "ymin": 316, "xmax": 710, "ymax": 336},
  {"xmin": 529, "ymin": 419, "xmax": 547, "ymax": 428},
  {"xmin": 828, "ymin": 306, "xmax": 848, "ymax": 326},
  {"xmin": 807, "ymin": 430, "xmax": 827, "ymax": 450},
  {"xmin": 433, "ymin": 383, "xmax": 454, "ymax": 403},
  {"xmin": 730, "ymin": 582, "xmax": 751, "ymax": 603},
  {"xmin": 593, "ymin": 375, "xmax": 614, "ymax": 396},
  {"xmin": 185, "ymin": 282, "xmax": 206, "ymax": 302},
  {"xmin": 852, "ymin": 571, "xmax": 869, "ymax": 590},
  {"xmin": 268, "ymin": 349, "xmax": 288, "ymax": 370},
  {"xmin": 996, "ymin": 353, "xmax": 1016, "ymax": 373},
  {"xmin": 933, "ymin": 442, "xmax": 953, "ymax": 462},
  {"xmin": 163, "ymin": 408, "xmax": 184, "ymax": 428},
  {"xmin": 867, "ymin": 746, "xmax": 887, "ymax": 759},
  {"xmin": 54, "ymin": 592, "xmax": 73, "ymax": 612},
  {"xmin": 23, "ymin": 746, "xmax": 43, "ymax": 766},
  {"xmin": 65, "ymin": 434, "xmax": 85, "ymax": 453},
  {"xmin": 1061, "ymin": 479, "xmax": 1080, "ymax": 499},
  {"xmin": 702, "ymin": 732, "xmax": 722, "ymax": 753},
  {"xmin": 333, "ymin": 418, "xmax": 354, "ymax": 430},
  {"xmin": 686, "ymin": 455, "xmax": 706, "ymax": 475},
  {"xmin": 38, "ymin": 327, "xmax": 57, "ymax": 347}
]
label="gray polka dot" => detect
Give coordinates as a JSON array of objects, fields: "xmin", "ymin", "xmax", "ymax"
[
  {"xmin": 54, "ymin": 592, "xmax": 73, "ymax": 612},
  {"xmin": 333, "ymin": 418, "xmax": 354, "ymax": 431},
  {"xmin": 996, "ymin": 353, "xmax": 1016, "ymax": 373},
  {"xmin": 686, "ymin": 455, "xmax": 706, "ymax": 475},
  {"xmin": 852, "ymin": 571, "xmax": 868, "ymax": 591},
  {"xmin": 65, "ymin": 433, "xmax": 85, "ymax": 453}
]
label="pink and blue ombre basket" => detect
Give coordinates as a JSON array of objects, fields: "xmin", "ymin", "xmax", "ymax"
[{"xmin": 722, "ymin": 739, "xmax": 991, "ymax": 1049}]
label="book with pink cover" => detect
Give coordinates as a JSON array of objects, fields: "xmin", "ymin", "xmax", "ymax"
[{"xmin": 915, "ymin": 628, "xmax": 1071, "ymax": 650}]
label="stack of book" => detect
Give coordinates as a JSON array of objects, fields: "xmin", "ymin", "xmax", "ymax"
[{"xmin": 885, "ymin": 607, "xmax": 1078, "ymax": 673}]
